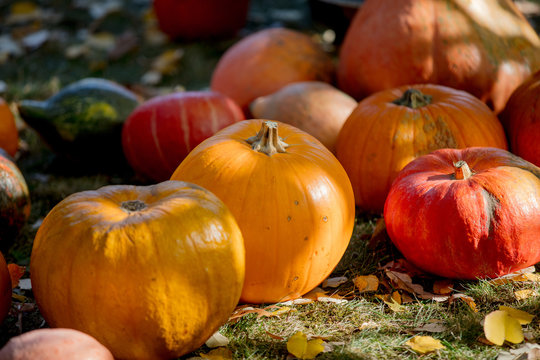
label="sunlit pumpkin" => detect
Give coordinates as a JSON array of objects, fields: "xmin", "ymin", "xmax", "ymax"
[
  {"xmin": 499, "ymin": 69, "xmax": 540, "ymax": 167},
  {"xmin": 122, "ymin": 90, "xmax": 245, "ymax": 182},
  {"xmin": 0, "ymin": 98, "xmax": 18, "ymax": 157},
  {"xmin": 338, "ymin": 0, "xmax": 540, "ymax": 114},
  {"xmin": 0, "ymin": 328, "xmax": 114, "ymax": 360},
  {"xmin": 171, "ymin": 120, "xmax": 355, "ymax": 304},
  {"xmin": 0, "ymin": 151, "xmax": 31, "ymax": 251},
  {"xmin": 384, "ymin": 147, "xmax": 540, "ymax": 279},
  {"xmin": 211, "ymin": 28, "xmax": 335, "ymax": 111},
  {"xmin": 335, "ymin": 84, "xmax": 508, "ymax": 213},
  {"xmin": 30, "ymin": 180, "xmax": 245, "ymax": 360},
  {"xmin": 250, "ymin": 81, "xmax": 357, "ymax": 153}
]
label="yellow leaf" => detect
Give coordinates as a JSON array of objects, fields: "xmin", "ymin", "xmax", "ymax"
[
  {"xmin": 151, "ymin": 49, "xmax": 184, "ymax": 75},
  {"xmin": 286, "ymin": 331, "xmax": 325, "ymax": 359},
  {"xmin": 499, "ymin": 306, "xmax": 535, "ymax": 325},
  {"xmin": 384, "ymin": 298, "xmax": 404, "ymax": 312},
  {"xmin": 514, "ymin": 289, "xmax": 538, "ymax": 301},
  {"xmin": 353, "ymin": 275, "xmax": 379, "ymax": 292},
  {"xmin": 405, "ymin": 336, "xmax": 445, "ymax": 354},
  {"xmin": 200, "ymin": 347, "xmax": 233, "ymax": 360},
  {"xmin": 484, "ymin": 310, "xmax": 524, "ymax": 346}
]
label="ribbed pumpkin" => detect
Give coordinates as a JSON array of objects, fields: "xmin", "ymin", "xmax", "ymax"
[
  {"xmin": 335, "ymin": 84, "xmax": 508, "ymax": 213},
  {"xmin": 338, "ymin": 0, "xmax": 540, "ymax": 114},
  {"xmin": 499, "ymin": 69, "xmax": 540, "ymax": 167},
  {"xmin": 250, "ymin": 81, "xmax": 357, "ymax": 153},
  {"xmin": 0, "ymin": 151, "xmax": 31, "ymax": 251},
  {"xmin": 171, "ymin": 120, "xmax": 355, "ymax": 304},
  {"xmin": 30, "ymin": 181, "xmax": 245, "ymax": 360},
  {"xmin": 0, "ymin": 252, "xmax": 11, "ymax": 324},
  {"xmin": 384, "ymin": 147, "xmax": 540, "ymax": 279},
  {"xmin": 0, "ymin": 328, "xmax": 114, "ymax": 360},
  {"xmin": 0, "ymin": 98, "xmax": 18, "ymax": 157},
  {"xmin": 122, "ymin": 91, "xmax": 244, "ymax": 182},
  {"xmin": 210, "ymin": 28, "xmax": 335, "ymax": 112}
]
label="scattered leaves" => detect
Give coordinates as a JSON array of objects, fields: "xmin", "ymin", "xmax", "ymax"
[
  {"xmin": 405, "ymin": 335, "xmax": 445, "ymax": 354},
  {"xmin": 497, "ymin": 343, "xmax": 540, "ymax": 360},
  {"xmin": 353, "ymin": 275, "xmax": 379, "ymax": 292},
  {"xmin": 286, "ymin": 331, "xmax": 325, "ymax": 360}
]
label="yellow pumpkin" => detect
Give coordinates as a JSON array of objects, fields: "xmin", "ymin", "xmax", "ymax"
[
  {"xmin": 171, "ymin": 120, "xmax": 355, "ymax": 304},
  {"xmin": 30, "ymin": 180, "xmax": 245, "ymax": 360}
]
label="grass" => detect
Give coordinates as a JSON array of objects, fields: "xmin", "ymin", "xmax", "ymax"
[{"xmin": 1, "ymin": 0, "xmax": 540, "ymax": 359}]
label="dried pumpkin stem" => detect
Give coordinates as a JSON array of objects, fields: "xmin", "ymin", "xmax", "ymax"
[
  {"xmin": 121, "ymin": 200, "xmax": 147, "ymax": 212},
  {"xmin": 246, "ymin": 121, "xmax": 289, "ymax": 156},
  {"xmin": 392, "ymin": 88, "xmax": 432, "ymax": 109},
  {"xmin": 454, "ymin": 160, "xmax": 472, "ymax": 180}
]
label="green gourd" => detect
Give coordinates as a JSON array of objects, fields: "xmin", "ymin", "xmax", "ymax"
[{"xmin": 17, "ymin": 78, "xmax": 141, "ymax": 165}]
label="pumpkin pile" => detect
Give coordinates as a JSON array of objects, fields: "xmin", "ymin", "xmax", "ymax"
[{"xmin": 1, "ymin": 0, "xmax": 540, "ymax": 358}]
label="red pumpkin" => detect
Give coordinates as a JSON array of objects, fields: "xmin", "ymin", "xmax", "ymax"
[
  {"xmin": 211, "ymin": 27, "xmax": 335, "ymax": 112},
  {"xmin": 499, "ymin": 69, "xmax": 540, "ymax": 167},
  {"xmin": 153, "ymin": 0, "xmax": 250, "ymax": 40},
  {"xmin": 335, "ymin": 84, "xmax": 508, "ymax": 213},
  {"xmin": 338, "ymin": 0, "xmax": 540, "ymax": 114},
  {"xmin": 384, "ymin": 147, "xmax": 540, "ymax": 279},
  {"xmin": 0, "ymin": 328, "xmax": 114, "ymax": 360},
  {"xmin": 0, "ymin": 252, "xmax": 11, "ymax": 324},
  {"xmin": 122, "ymin": 91, "xmax": 244, "ymax": 182},
  {"xmin": 0, "ymin": 152, "xmax": 31, "ymax": 250}
]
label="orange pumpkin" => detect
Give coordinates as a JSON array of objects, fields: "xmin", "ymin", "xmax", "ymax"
[
  {"xmin": 0, "ymin": 328, "xmax": 114, "ymax": 360},
  {"xmin": 211, "ymin": 28, "xmax": 335, "ymax": 112},
  {"xmin": 30, "ymin": 181, "xmax": 245, "ymax": 360},
  {"xmin": 499, "ymin": 69, "xmax": 540, "ymax": 167},
  {"xmin": 0, "ymin": 98, "xmax": 18, "ymax": 157},
  {"xmin": 171, "ymin": 120, "xmax": 355, "ymax": 304},
  {"xmin": 337, "ymin": 0, "xmax": 540, "ymax": 114},
  {"xmin": 384, "ymin": 147, "xmax": 540, "ymax": 279},
  {"xmin": 0, "ymin": 252, "xmax": 11, "ymax": 324},
  {"xmin": 336, "ymin": 84, "xmax": 508, "ymax": 213},
  {"xmin": 250, "ymin": 81, "xmax": 357, "ymax": 153}
]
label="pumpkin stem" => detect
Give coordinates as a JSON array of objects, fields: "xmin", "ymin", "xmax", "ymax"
[
  {"xmin": 121, "ymin": 200, "xmax": 147, "ymax": 212},
  {"xmin": 454, "ymin": 160, "xmax": 473, "ymax": 180},
  {"xmin": 392, "ymin": 89, "xmax": 432, "ymax": 109},
  {"xmin": 246, "ymin": 120, "xmax": 289, "ymax": 156}
]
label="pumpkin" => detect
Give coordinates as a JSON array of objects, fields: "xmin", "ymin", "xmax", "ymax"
[
  {"xmin": 0, "ymin": 152, "xmax": 31, "ymax": 251},
  {"xmin": 335, "ymin": 84, "xmax": 508, "ymax": 213},
  {"xmin": 153, "ymin": 0, "xmax": 250, "ymax": 40},
  {"xmin": 499, "ymin": 69, "xmax": 540, "ymax": 167},
  {"xmin": 384, "ymin": 147, "xmax": 540, "ymax": 279},
  {"xmin": 250, "ymin": 81, "xmax": 357, "ymax": 153},
  {"xmin": 122, "ymin": 90, "xmax": 245, "ymax": 182},
  {"xmin": 171, "ymin": 120, "xmax": 355, "ymax": 304},
  {"xmin": 30, "ymin": 180, "xmax": 245, "ymax": 360},
  {"xmin": 210, "ymin": 28, "xmax": 335, "ymax": 112},
  {"xmin": 17, "ymin": 78, "xmax": 141, "ymax": 165},
  {"xmin": 0, "ymin": 98, "xmax": 18, "ymax": 157},
  {"xmin": 0, "ymin": 328, "xmax": 114, "ymax": 360},
  {"xmin": 0, "ymin": 252, "xmax": 11, "ymax": 324},
  {"xmin": 337, "ymin": 0, "xmax": 540, "ymax": 114}
]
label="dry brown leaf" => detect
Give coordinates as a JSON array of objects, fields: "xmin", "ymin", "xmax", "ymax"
[
  {"xmin": 7, "ymin": 264, "xmax": 25, "ymax": 289},
  {"xmin": 385, "ymin": 270, "xmax": 448, "ymax": 302},
  {"xmin": 433, "ymin": 279, "xmax": 454, "ymax": 295},
  {"xmin": 413, "ymin": 319, "xmax": 447, "ymax": 333},
  {"xmin": 322, "ymin": 276, "xmax": 348, "ymax": 288},
  {"xmin": 450, "ymin": 293, "xmax": 478, "ymax": 312},
  {"xmin": 265, "ymin": 331, "xmax": 285, "ymax": 341},
  {"xmin": 353, "ymin": 275, "xmax": 379, "ymax": 292},
  {"xmin": 380, "ymin": 258, "xmax": 426, "ymax": 277},
  {"xmin": 497, "ymin": 343, "xmax": 540, "ymax": 360}
]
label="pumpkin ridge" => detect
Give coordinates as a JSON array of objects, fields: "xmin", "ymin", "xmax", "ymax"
[{"xmin": 480, "ymin": 187, "xmax": 500, "ymax": 241}]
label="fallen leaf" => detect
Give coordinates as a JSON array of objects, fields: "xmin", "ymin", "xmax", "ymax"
[
  {"xmin": 484, "ymin": 310, "xmax": 524, "ymax": 346},
  {"xmin": 497, "ymin": 343, "xmax": 540, "ymax": 360},
  {"xmin": 7, "ymin": 264, "xmax": 25, "ymax": 289},
  {"xmin": 514, "ymin": 289, "xmax": 538, "ymax": 301},
  {"xmin": 205, "ymin": 332, "xmax": 229, "ymax": 348},
  {"xmin": 405, "ymin": 335, "xmax": 445, "ymax": 354},
  {"xmin": 433, "ymin": 279, "xmax": 454, "ymax": 295},
  {"xmin": 385, "ymin": 270, "xmax": 448, "ymax": 301},
  {"xmin": 265, "ymin": 331, "xmax": 285, "ymax": 341},
  {"xmin": 353, "ymin": 275, "xmax": 379, "ymax": 292},
  {"xmin": 286, "ymin": 331, "xmax": 325, "ymax": 360},
  {"xmin": 450, "ymin": 293, "xmax": 478, "ymax": 312},
  {"xmin": 413, "ymin": 319, "xmax": 447, "ymax": 333},
  {"xmin": 359, "ymin": 321, "xmax": 379, "ymax": 330},
  {"xmin": 498, "ymin": 306, "xmax": 534, "ymax": 325},
  {"xmin": 383, "ymin": 298, "xmax": 404, "ymax": 313},
  {"xmin": 18, "ymin": 278, "xmax": 31, "ymax": 290},
  {"xmin": 199, "ymin": 348, "xmax": 233, "ymax": 360},
  {"xmin": 322, "ymin": 276, "xmax": 347, "ymax": 288},
  {"xmin": 322, "ymin": 341, "xmax": 345, "ymax": 353}
]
